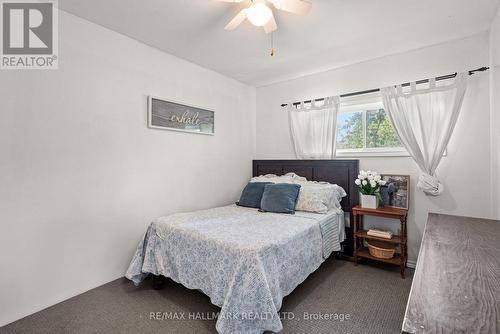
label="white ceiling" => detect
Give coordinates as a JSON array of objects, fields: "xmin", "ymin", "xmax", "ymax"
[{"xmin": 59, "ymin": 0, "xmax": 499, "ymax": 86}]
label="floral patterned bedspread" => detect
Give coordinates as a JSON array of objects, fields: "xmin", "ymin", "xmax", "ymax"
[{"xmin": 125, "ymin": 205, "xmax": 342, "ymax": 334}]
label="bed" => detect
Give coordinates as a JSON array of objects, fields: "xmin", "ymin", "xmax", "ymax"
[{"xmin": 126, "ymin": 160, "xmax": 359, "ymax": 334}]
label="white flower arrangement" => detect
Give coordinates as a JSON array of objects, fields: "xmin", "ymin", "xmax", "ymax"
[{"xmin": 355, "ymin": 170, "xmax": 386, "ymax": 199}]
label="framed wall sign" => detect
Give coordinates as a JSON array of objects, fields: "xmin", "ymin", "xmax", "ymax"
[
  {"xmin": 148, "ymin": 96, "xmax": 214, "ymax": 135},
  {"xmin": 380, "ymin": 174, "xmax": 410, "ymax": 210}
]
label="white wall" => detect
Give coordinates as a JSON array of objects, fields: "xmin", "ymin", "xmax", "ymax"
[
  {"xmin": 0, "ymin": 11, "xmax": 256, "ymax": 326},
  {"xmin": 256, "ymin": 32, "xmax": 493, "ymax": 265},
  {"xmin": 490, "ymin": 5, "xmax": 500, "ymax": 219}
]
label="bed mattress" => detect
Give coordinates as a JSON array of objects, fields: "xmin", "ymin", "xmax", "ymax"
[{"xmin": 126, "ymin": 205, "xmax": 344, "ymax": 334}]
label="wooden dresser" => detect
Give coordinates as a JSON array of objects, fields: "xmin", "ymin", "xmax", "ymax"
[{"xmin": 402, "ymin": 213, "xmax": 500, "ymax": 333}]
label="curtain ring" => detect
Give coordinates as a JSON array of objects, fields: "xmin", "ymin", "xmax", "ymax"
[
  {"xmin": 325, "ymin": 96, "xmax": 334, "ymax": 107},
  {"xmin": 429, "ymin": 78, "xmax": 436, "ymax": 88}
]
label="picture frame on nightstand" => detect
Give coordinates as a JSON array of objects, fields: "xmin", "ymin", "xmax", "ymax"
[{"xmin": 380, "ymin": 174, "xmax": 410, "ymax": 210}]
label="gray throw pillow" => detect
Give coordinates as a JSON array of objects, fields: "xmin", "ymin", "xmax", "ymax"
[
  {"xmin": 236, "ymin": 182, "xmax": 272, "ymax": 208},
  {"xmin": 260, "ymin": 183, "xmax": 301, "ymax": 214}
]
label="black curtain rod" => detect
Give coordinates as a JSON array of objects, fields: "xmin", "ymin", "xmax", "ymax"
[{"xmin": 280, "ymin": 66, "xmax": 489, "ymax": 108}]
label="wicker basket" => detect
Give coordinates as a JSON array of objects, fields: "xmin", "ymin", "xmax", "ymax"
[{"xmin": 367, "ymin": 240, "xmax": 396, "ymax": 259}]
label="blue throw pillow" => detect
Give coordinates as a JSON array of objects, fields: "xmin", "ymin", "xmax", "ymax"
[
  {"xmin": 260, "ymin": 183, "xmax": 301, "ymax": 214},
  {"xmin": 237, "ymin": 182, "xmax": 272, "ymax": 208}
]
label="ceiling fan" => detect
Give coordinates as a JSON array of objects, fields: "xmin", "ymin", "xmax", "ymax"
[{"xmin": 218, "ymin": 0, "xmax": 312, "ymax": 34}]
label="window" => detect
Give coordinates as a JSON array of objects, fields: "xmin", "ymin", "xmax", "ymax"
[
  {"xmin": 366, "ymin": 109, "xmax": 401, "ymax": 148},
  {"xmin": 335, "ymin": 97, "xmax": 408, "ymax": 157}
]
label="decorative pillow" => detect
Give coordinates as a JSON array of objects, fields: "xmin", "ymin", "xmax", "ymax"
[
  {"xmin": 295, "ymin": 184, "xmax": 332, "ymax": 213},
  {"xmin": 260, "ymin": 183, "xmax": 301, "ymax": 214},
  {"xmin": 294, "ymin": 181, "xmax": 347, "ymax": 211},
  {"xmin": 236, "ymin": 182, "xmax": 272, "ymax": 208}
]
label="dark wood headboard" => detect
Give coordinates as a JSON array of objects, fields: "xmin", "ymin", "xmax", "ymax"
[{"xmin": 252, "ymin": 160, "xmax": 359, "ymax": 213}]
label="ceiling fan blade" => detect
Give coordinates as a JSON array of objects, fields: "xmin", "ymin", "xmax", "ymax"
[
  {"xmin": 264, "ymin": 14, "xmax": 277, "ymax": 33},
  {"xmin": 270, "ymin": 0, "xmax": 311, "ymax": 15},
  {"xmin": 224, "ymin": 9, "xmax": 248, "ymax": 30}
]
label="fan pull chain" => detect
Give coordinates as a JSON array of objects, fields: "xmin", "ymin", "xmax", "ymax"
[{"xmin": 270, "ymin": 32, "xmax": 275, "ymax": 56}]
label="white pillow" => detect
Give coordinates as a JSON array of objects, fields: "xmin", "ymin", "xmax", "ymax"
[
  {"xmin": 330, "ymin": 184, "xmax": 347, "ymax": 209},
  {"xmin": 250, "ymin": 172, "xmax": 308, "ymax": 184},
  {"xmin": 284, "ymin": 172, "xmax": 308, "ymax": 182},
  {"xmin": 250, "ymin": 174, "xmax": 295, "ymax": 184},
  {"xmin": 295, "ymin": 184, "xmax": 332, "ymax": 213},
  {"xmin": 293, "ymin": 180, "xmax": 347, "ymax": 211}
]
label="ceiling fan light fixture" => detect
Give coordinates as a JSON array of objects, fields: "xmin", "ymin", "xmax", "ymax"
[{"xmin": 246, "ymin": 3, "xmax": 273, "ymax": 26}]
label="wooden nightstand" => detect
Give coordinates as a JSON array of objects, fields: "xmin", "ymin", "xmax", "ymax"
[{"xmin": 352, "ymin": 205, "xmax": 408, "ymax": 278}]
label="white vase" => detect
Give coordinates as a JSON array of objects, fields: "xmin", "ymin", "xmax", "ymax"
[{"xmin": 360, "ymin": 194, "xmax": 379, "ymax": 209}]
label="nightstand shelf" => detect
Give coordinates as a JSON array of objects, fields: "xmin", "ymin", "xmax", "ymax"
[
  {"xmin": 357, "ymin": 247, "xmax": 402, "ymax": 265},
  {"xmin": 352, "ymin": 205, "xmax": 408, "ymax": 278},
  {"xmin": 354, "ymin": 230, "xmax": 402, "ymax": 244}
]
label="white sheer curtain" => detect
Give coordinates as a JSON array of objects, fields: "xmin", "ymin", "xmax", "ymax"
[
  {"xmin": 288, "ymin": 96, "xmax": 340, "ymax": 159},
  {"xmin": 381, "ymin": 73, "xmax": 467, "ymax": 196}
]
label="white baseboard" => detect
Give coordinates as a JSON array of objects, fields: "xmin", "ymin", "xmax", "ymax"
[{"xmin": 406, "ymin": 260, "xmax": 417, "ymax": 269}]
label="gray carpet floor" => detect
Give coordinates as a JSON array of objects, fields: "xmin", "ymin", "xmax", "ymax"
[{"xmin": 0, "ymin": 258, "xmax": 413, "ymax": 334}]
